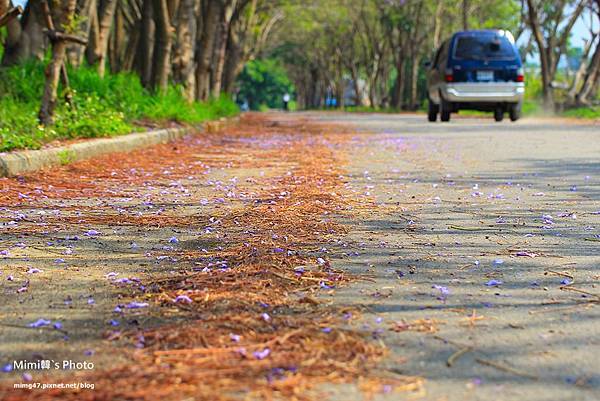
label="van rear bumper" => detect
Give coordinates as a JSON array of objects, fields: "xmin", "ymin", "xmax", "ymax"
[{"xmin": 442, "ymin": 82, "xmax": 525, "ymax": 103}]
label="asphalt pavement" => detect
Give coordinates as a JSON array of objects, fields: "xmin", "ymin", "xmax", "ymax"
[{"xmin": 307, "ymin": 112, "xmax": 600, "ymax": 401}]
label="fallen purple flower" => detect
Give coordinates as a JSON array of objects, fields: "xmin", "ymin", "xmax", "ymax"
[
  {"xmin": 2, "ymin": 363, "xmax": 12, "ymax": 373},
  {"xmin": 174, "ymin": 295, "xmax": 193, "ymax": 304},
  {"xmin": 168, "ymin": 237, "xmax": 179, "ymax": 244},
  {"xmin": 485, "ymin": 280, "xmax": 503, "ymax": 286},
  {"xmin": 560, "ymin": 278, "xmax": 572, "ymax": 285},
  {"xmin": 253, "ymin": 348, "xmax": 271, "ymax": 360},
  {"xmin": 53, "ymin": 322, "xmax": 63, "ymax": 330},
  {"xmin": 432, "ymin": 285, "xmax": 449, "ymax": 295},
  {"xmin": 22, "ymin": 373, "xmax": 32, "ymax": 382},
  {"xmin": 261, "ymin": 312, "xmax": 271, "ymax": 322},
  {"xmin": 84, "ymin": 230, "xmax": 100, "ymax": 237},
  {"xmin": 125, "ymin": 302, "xmax": 149, "ymax": 309},
  {"xmin": 229, "ymin": 333, "xmax": 241, "ymax": 342},
  {"xmin": 26, "ymin": 268, "xmax": 42, "ymax": 274},
  {"xmin": 28, "ymin": 319, "xmax": 52, "ymax": 328}
]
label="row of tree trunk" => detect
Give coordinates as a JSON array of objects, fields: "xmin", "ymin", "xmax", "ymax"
[{"xmin": 1, "ymin": 0, "xmax": 278, "ymax": 124}]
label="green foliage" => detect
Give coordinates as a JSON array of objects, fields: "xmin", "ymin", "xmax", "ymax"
[
  {"xmin": 0, "ymin": 63, "xmax": 238, "ymax": 152},
  {"xmin": 562, "ymin": 107, "xmax": 600, "ymax": 119},
  {"xmin": 236, "ymin": 58, "xmax": 294, "ymax": 110},
  {"xmin": 57, "ymin": 149, "xmax": 76, "ymax": 165}
]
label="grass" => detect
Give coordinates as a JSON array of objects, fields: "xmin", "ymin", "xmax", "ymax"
[
  {"xmin": 0, "ymin": 62, "xmax": 238, "ymax": 152},
  {"xmin": 562, "ymin": 106, "xmax": 600, "ymax": 119}
]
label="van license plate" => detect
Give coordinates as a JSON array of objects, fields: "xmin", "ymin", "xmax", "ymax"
[{"xmin": 477, "ymin": 71, "xmax": 494, "ymax": 81}]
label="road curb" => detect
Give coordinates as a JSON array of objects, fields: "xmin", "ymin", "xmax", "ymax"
[{"xmin": 0, "ymin": 117, "xmax": 236, "ymax": 177}]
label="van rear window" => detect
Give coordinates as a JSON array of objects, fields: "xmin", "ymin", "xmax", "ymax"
[{"xmin": 454, "ymin": 35, "xmax": 516, "ymax": 60}]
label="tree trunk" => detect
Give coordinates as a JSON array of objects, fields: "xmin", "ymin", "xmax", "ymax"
[
  {"xmin": 391, "ymin": 59, "xmax": 404, "ymax": 109},
  {"xmin": 94, "ymin": 0, "xmax": 118, "ymax": 77},
  {"xmin": 67, "ymin": 0, "xmax": 95, "ymax": 67},
  {"xmin": 576, "ymin": 40, "xmax": 600, "ymax": 105},
  {"xmin": 195, "ymin": 0, "xmax": 220, "ymax": 100},
  {"xmin": 137, "ymin": 0, "xmax": 155, "ymax": 88},
  {"xmin": 462, "ymin": 0, "xmax": 469, "ymax": 30},
  {"xmin": 151, "ymin": 0, "xmax": 173, "ymax": 93},
  {"xmin": 409, "ymin": 54, "xmax": 421, "ymax": 110},
  {"xmin": 211, "ymin": 0, "xmax": 234, "ymax": 98},
  {"xmin": 2, "ymin": 1, "xmax": 47, "ymax": 65},
  {"xmin": 39, "ymin": 0, "xmax": 77, "ymax": 126},
  {"xmin": 173, "ymin": 0, "xmax": 197, "ymax": 101}
]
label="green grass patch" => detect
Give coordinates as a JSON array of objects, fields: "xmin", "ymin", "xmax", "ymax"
[
  {"xmin": 562, "ymin": 106, "xmax": 600, "ymax": 119},
  {"xmin": 0, "ymin": 62, "xmax": 238, "ymax": 152}
]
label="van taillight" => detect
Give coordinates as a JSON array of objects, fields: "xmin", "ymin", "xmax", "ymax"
[
  {"xmin": 516, "ymin": 68, "xmax": 524, "ymax": 82},
  {"xmin": 445, "ymin": 74, "xmax": 454, "ymax": 82}
]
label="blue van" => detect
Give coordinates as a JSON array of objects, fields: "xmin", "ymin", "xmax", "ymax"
[{"xmin": 426, "ymin": 30, "xmax": 525, "ymax": 122}]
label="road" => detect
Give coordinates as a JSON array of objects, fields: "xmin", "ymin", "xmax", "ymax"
[
  {"xmin": 305, "ymin": 112, "xmax": 600, "ymax": 401},
  {"xmin": 1, "ymin": 112, "xmax": 599, "ymax": 401}
]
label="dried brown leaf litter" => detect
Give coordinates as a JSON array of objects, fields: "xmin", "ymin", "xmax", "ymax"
[{"xmin": 1, "ymin": 114, "xmax": 423, "ymax": 400}]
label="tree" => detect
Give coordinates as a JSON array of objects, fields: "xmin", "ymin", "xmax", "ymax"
[{"xmin": 525, "ymin": 0, "xmax": 587, "ymax": 110}]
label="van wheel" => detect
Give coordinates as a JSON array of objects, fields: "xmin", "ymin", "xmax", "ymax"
[
  {"xmin": 428, "ymin": 99, "xmax": 438, "ymax": 122},
  {"xmin": 440, "ymin": 100, "xmax": 451, "ymax": 122},
  {"xmin": 509, "ymin": 103, "xmax": 521, "ymax": 121},
  {"xmin": 494, "ymin": 108, "xmax": 504, "ymax": 122}
]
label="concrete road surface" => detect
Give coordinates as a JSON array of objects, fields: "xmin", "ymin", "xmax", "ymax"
[{"xmin": 305, "ymin": 112, "xmax": 600, "ymax": 401}]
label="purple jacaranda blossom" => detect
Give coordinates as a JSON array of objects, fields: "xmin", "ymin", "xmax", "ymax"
[
  {"xmin": 320, "ymin": 281, "xmax": 333, "ymax": 289},
  {"xmin": 273, "ymin": 247, "xmax": 285, "ymax": 253},
  {"xmin": 28, "ymin": 319, "xmax": 52, "ymax": 328},
  {"xmin": 432, "ymin": 285, "xmax": 449, "ymax": 295},
  {"xmin": 493, "ymin": 259, "xmax": 504, "ymax": 265},
  {"xmin": 114, "ymin": 278, "xmax": 133, "ymax": 284},
  {"xmin": 22, "ymin": 373, "xmax": 32, "ymax": 382},
  {"xmin": 87, "ymin": 298, "xmax": 95, "ymax": 305},
  {"xmin": 317, "ymin": 257, "xmax": 326, "ymax": 265},
  {"xmin": 485, "ymin": 280, "xmax": 503, "ymax": 286},
  {"xmin": 174, "ymin": 295, "xmax": 193, "ymax": 304},
  {"xmin": 383, "ymin": 384, "xmax": 393, "ymax": 393},
  {"xmin": 53, "ymin": 322, "xmax": 63, "ymax": 330},
  {"xmin": 253, "ymin": 348, "xmax": 270, "ymax": 360},
  {"xmin": 515, "ymin": 251, "xmax": 537, "ymax": 257},
  {"xmin": 261, "ymin": 313, "xmax": 271, "ymax": 322},
  {"xmin": 84, "ymin": 230, "xmax": 100, "ymax": 237},
  {"xmin": 105, "ymin": 272, "xmax": 118, "ymax": 279},
  {"xmin": 54, "ymin": 258, "xmax": 65, "ymax": 264},
  {"xmin": 109, "ymin": 319, "xmax": 120, "ymax": 326},
  {"xmin": 84, "ymin": 349, "xmax": 94, "ymax": 356},
  {"xmin": 229, "ymin": 333, "xmax": 241, "ymax": 342},
  {"xmin": 26, "ymin": 268, "xmax": 42, "ymax": 274},
  {"xmin": 2, "ymin": 363, "xmax": 12, "ymax": 372},
  {"xmin": 560, "ymin": 278, "xmax": 572, "ymax": 285},
  {"xmin": 7, "ymin": 275, "xmax": 14, "ymax": 281},
  {"xmin": 168, "ymin": 237, "xmax": 179, "ymax": 244},
  {"xmin": 17, "ymin": 286, "xmax": 28, "ymax": 293},
  {"xmin": 125, "ymin": 302, "xmax": 149, "ymax": 309},
  {"xmin": 113, "ymin": 306, "xmax": 123, "ymax": 313},
  {"xmin": 322, "ymin": 327, "xmax": 332, "ymax": 333}
]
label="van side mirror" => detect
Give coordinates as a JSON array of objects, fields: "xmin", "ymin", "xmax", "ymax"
[{"xmin": 423, "ymin": 60, "xmax": 432, "ymax": 68}]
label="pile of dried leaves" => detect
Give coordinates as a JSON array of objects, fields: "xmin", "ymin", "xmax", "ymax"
[{"xmin": 1, "ymin": 114, "xmax": 423, "ymax": 400}]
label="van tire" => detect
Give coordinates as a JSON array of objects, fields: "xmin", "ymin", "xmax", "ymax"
[
  {"xmin": 428, "ymin": 99, "xmax": 438, "ymax": 122},
  {"xmin": 494, "ymin": 108, "xmax": 504, "ymax": 122},
  {"xmin": 440, "ymin": 100, "xmax": 451, "ymax": 122},
  {"xmin": 509, "ymin": 103, "xmax": 521, "ymax": 121}
]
